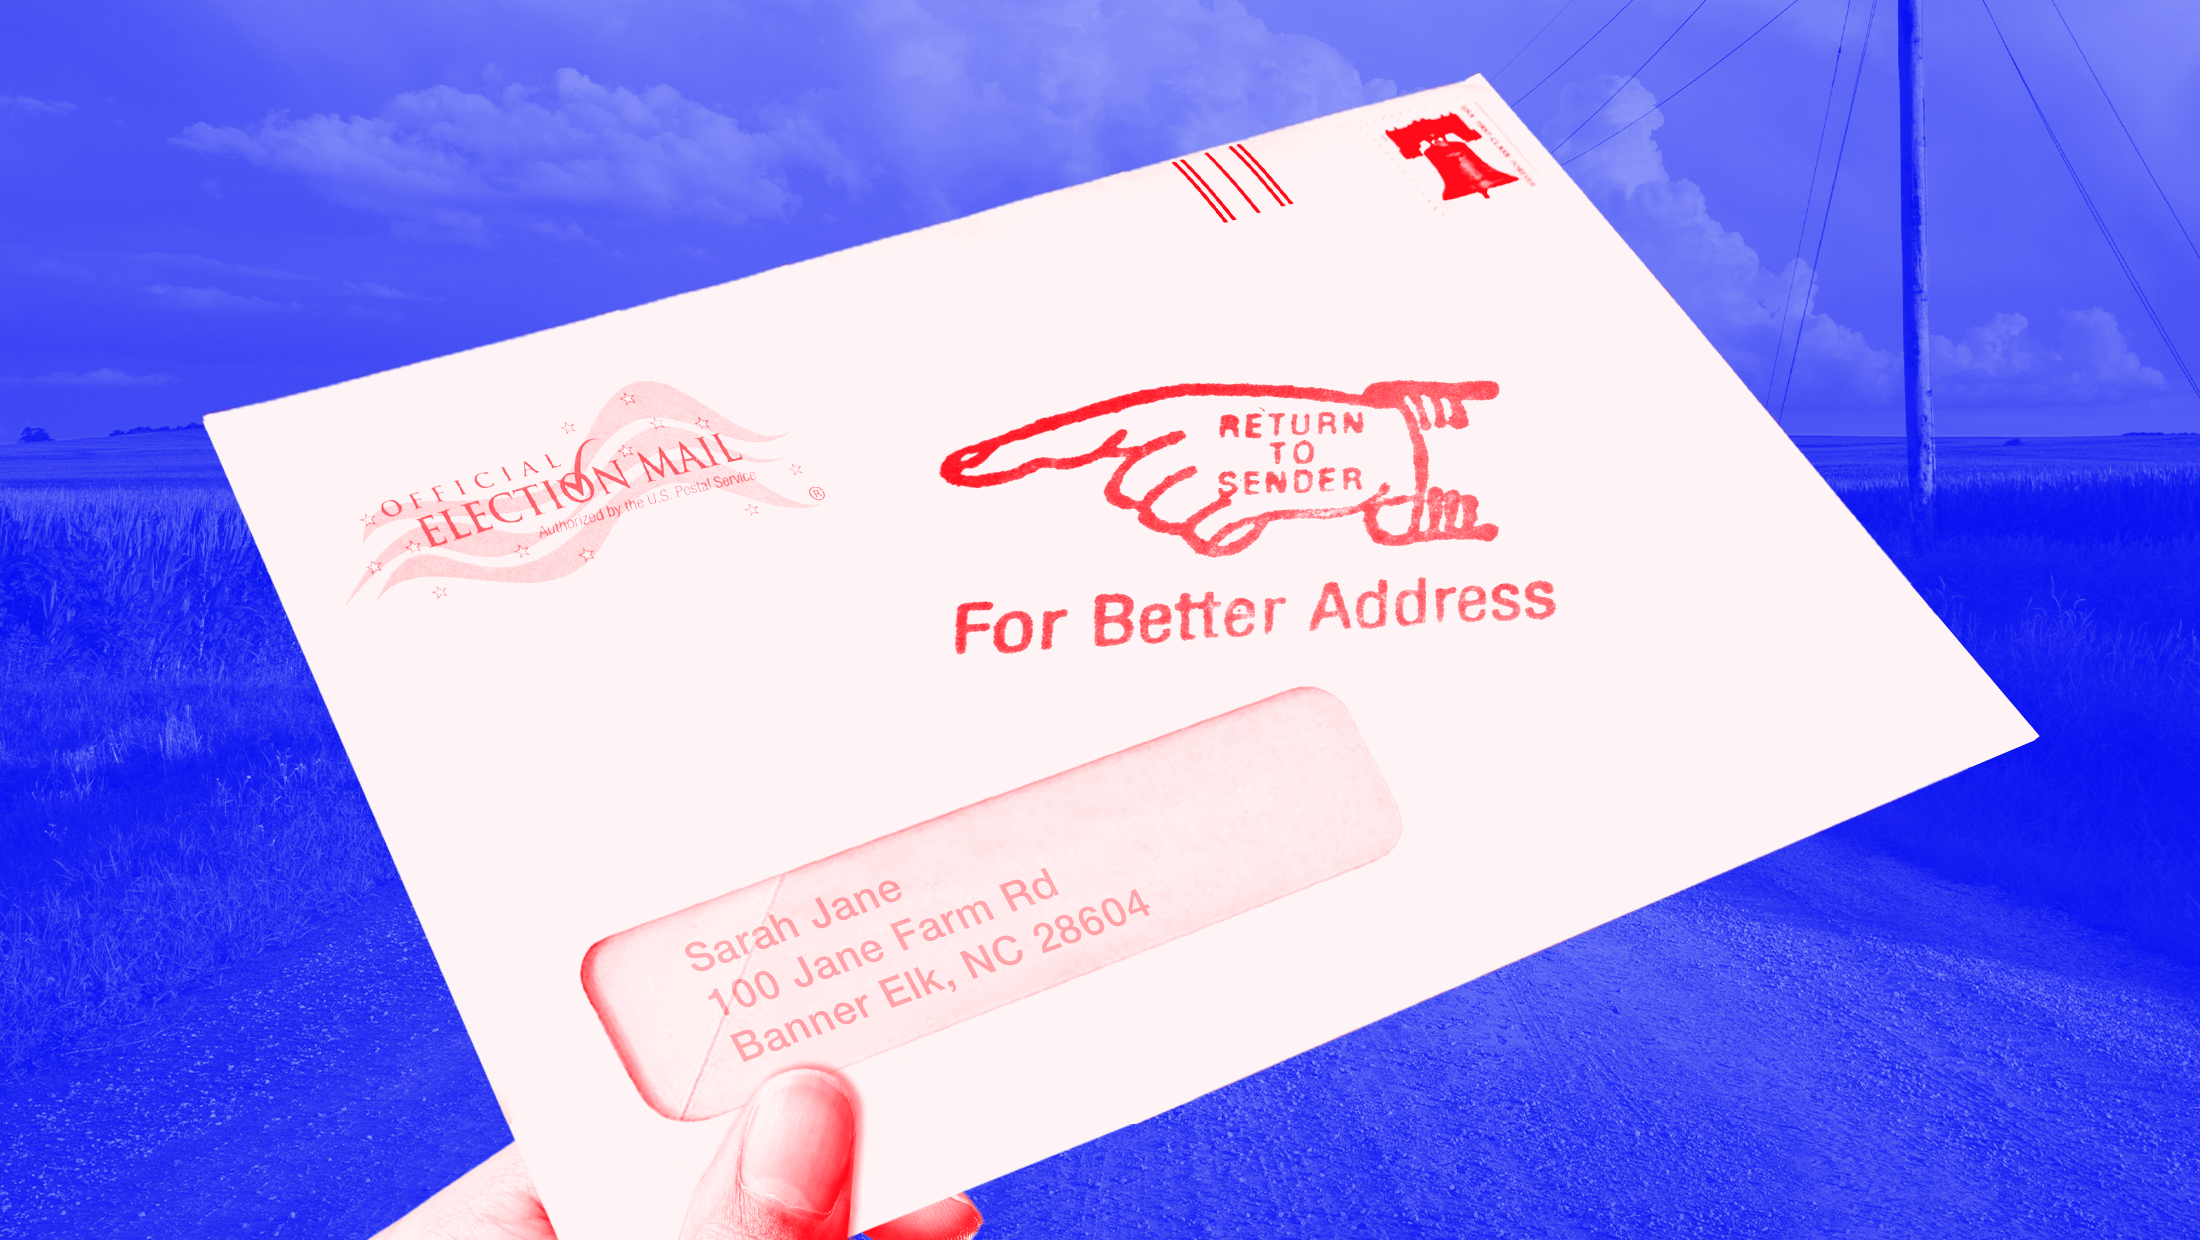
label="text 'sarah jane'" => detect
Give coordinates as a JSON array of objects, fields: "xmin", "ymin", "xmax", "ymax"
[{"xmin": 579, "ymin": 687, "xmax": 1402, "ymax": 1121}]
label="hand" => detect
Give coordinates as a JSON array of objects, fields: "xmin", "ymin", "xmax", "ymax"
[
  {"xmin": 939, "ymin": 379, "xmax": 1501, "ymax": 556},
  {"xmin": 375, "ymin": 1069, "xmax": 982, "ymax": 1240}
]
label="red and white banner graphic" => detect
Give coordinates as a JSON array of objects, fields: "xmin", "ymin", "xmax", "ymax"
[{"xmin": 351, "ymin": 381, "xmax": 814, "ymax": 599}]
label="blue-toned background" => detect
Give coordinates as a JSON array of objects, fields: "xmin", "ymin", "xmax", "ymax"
[{"xmin": 4, "ymin": 2, "xmax": 2198, "ymax": 1236}]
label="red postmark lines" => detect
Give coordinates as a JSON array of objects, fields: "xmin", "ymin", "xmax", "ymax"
[
  {"xmin": 350, "ymin": 381, "xmax": 811, "ymax": 600},
  {"xmin": 940, "ymin": 380, "xmax": 1501, "ymax": 557},
  {"xmin": 1173, "ymin": 143, "xmax": 1291, "ymax": 223}
]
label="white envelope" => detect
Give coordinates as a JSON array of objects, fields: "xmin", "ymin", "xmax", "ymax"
[{"xmin": 206, "ymin": 75, "xmax": 2032, "ymax": 1238}]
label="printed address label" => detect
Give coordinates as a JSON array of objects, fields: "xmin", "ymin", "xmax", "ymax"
[{"xmin": 580, "ymin": 687, "xmax": 1403, "ymax": 1121}]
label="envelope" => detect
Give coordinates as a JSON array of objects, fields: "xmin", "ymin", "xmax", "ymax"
[{"xmin": 205, "ymin": 75, "xmax": 2032, "ymax": 1238}]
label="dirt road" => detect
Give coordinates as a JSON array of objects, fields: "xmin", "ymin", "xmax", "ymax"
[
  {"xmin": 5, "ymin": 828, "xmax": 2197, "ymax": 1238},
  {"xmin": 989, "ymin": 831, "xmax": 2200, "ymax": 1237},
  {"xmin": 0, "ymin": 887, "xmax": 508, "ymax": 1238}
]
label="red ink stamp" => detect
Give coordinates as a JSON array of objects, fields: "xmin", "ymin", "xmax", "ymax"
[{"xmin": 940, "ymin": 380, "xmax": 1501, "ymax": 556}]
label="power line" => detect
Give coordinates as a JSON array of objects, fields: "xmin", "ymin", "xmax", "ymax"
[
  {"xmin": 1769, "ymin": 0, "xmax": 1858, "ymax": 397},
  {"xmin": 1496, "ymin": 0, "xmax": 1590, "ymax": 84},
  {"xmin": 1777, "ymin": 0, "xmax": 1881, "ymax": 418},
  {"xmin": 1979, "ymin": 0, "xmax": 2200, "ymax": 402},
  {"xmin": 1516, "ymin": 0, "xmax": 1644, "ymax": 106},
  {"xmin": 1551, "ymin": 0, "xmax": 1717, "ymax": 156},
  {"xmin": 2046, "ymin": 0, "xmax": 2200, "ymax": 267},
  {"xmin": 1560, "ymin": 0, "xmax": 1814, "ymax": 167}
]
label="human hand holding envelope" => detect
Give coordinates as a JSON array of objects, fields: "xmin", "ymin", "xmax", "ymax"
[
  {"xmin": 207, "ymin": 74, "xmax": 2032, "ymax": 1238},
  {"xmin": 380, "ymin": 1070, "xmax": 982, "ymax": 1240}
]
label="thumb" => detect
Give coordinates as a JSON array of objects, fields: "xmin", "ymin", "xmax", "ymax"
[{"xmin": 682, "ymin": 1069, "xmax": 855, "ymax": 1240}]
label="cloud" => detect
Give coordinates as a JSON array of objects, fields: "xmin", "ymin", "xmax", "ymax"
[
  {"xmin": 2, "ymin": 95, "xmax": 73, "ymax": 115},
  {"xmin": 142, "ymin": 283, "xmax": 296, "ymax": 311},
  {"xmin": 807, "ymin": 0, "xmax": 1396, "ymax": 216},
  {"xmin": 1934, "ymin": 308, "xmax": 2164, "ymax": 405},
  {"xmin": 342, "ymin": 280, "xmax": 422, "ymax": 300},
  {"xmin": 0, "ymin": 244, "xmax": 302, "ymax": 292},
  {"xmin": 1553, "ymin": 77, "xmax": 2163, "ymax": 412},
  {"xmin": 177, "ymin": 68, "xmax": 849, "ymax": 241},
  {"xmin": 173, "ymin": 1, "xmax": 1392, "ymax": 234},
  {"xmin": 134, "ymin": 251, "xmax": 305, "ymax": 281},
  {"xmin": 30, "ymin": 368, "xmax": 172, "ymax": 387}
]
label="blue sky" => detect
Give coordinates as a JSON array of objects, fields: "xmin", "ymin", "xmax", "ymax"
[{"xmin": 4, "ymin": 0, "xmax": 2196, "ymax": 440}]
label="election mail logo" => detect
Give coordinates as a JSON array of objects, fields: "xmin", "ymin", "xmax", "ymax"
[
  {"xmin": 940, "ymin": 380, "xmax": 1504, "ymax": 557},
  {"xmin": 350, "ymin": 381, "xmax": 817, "ymax": 600}
]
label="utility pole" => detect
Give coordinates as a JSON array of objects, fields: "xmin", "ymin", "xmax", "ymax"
[{"xmin": 1899, "ymin": 0, "xmax": 1934, "ymax": 546}]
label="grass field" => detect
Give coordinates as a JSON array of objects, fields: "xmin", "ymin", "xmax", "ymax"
[
  {"xmin": 1794, "ymin": 432, "xmax": 2200, "ymax": 484},
  {"xmin": 2, "ymin": 434, "xmax": 2196, "ymax": 1073},
  {"xmin": 1821, "ymin": 474, "xmax": 2200, "ymax": 958},
  {"xmin": 1812, "ymin": 448, "xmax": 2200, "ymax": 963},
  {"xmin": 0, "ymin": 487, "xmax": 393, "ymax": 1073},
  {"xmin": 1843, "ymin": 594, "xmax": 2200, "ymax": 959}
]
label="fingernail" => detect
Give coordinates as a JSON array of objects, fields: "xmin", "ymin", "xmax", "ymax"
[
  {"xmin": 931, "ymin": 1193, "xmax": 986, "ymax": 1240},
  {"xmin": 738, "ymin": 1070, "xmax": 855, "ymax": 1214},
  {"xmin": 865, "ymin": 1192, "xmax": 984, "ymax": 1240}
]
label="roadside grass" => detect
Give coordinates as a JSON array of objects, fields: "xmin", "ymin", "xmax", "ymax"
[
  {"xmin": 1832, "ymin": 465, "xmax": 2200, "ymax": 545},
  {"xmin": 0, "ymin": 489, "xmax": 392, "ymax": 1074},
  {"xmin": 1828, "ymin": 469, "xmax": 2200, "ymax": 962}
]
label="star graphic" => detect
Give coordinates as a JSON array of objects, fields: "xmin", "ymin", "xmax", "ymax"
[
  {"xmin": 402, "ymin": 540, "xmax": 422, "ymax": 555},
  {"xmin": 359, "ymin": 512, "xmax": 378, "ymax": 526},
  {"xmin": 787, "ymin": 463, "xmax": 804, "ymax": 476},
  {"xmin": 695, "ymin": 416, "xmax": 712, "ymax": 429},
  {"xmin": 619, "ymin": 392, "xmax": 638, "ymax": 405},
  {"xmin": 366, "ymin": 560, "xmax": 383, "ymax": 574},
  {"xmin": 649, "ymin": 417, "xmax": 664, "ymax": 429},
  {"xmin": 745, "ymin": 504, "xmax": 760, "ymax": 516},
  {"xmin": 432, "ymin": 586, "xmax": 449, "ymax": 599},
  {"xmin": 515, "ymin": 544, "xmax": 530, "ymax": 558},
  {"xmin": 561, "ymin": 421, "xmax": 577, "ymax": 433},
  {"xmin": 579, "ymin": 548, "xmax": 595, "ymax": 561},
  {"xmin": 618, "ymin": 444, "xmax": 638, "ymax": 460}
]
